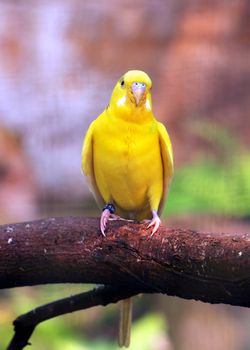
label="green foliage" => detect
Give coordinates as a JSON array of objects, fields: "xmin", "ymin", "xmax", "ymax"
[
  {"xmin": 165, "ymin": 154, "xmax": 250, "ymax": 217},
  {"xmin": 129, "ymin": 312, "xmax": 168, "ymax": 350}
]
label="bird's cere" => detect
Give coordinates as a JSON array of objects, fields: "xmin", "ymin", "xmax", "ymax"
[
  {"xmin": 132, "ymin": 82, "xmax": 146, "ymax": 105},
  {"xmin": 117, "ymin": 95, "xmax": 126, "ymax": 107}
]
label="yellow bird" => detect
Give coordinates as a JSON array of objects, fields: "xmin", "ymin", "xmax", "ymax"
[{"xmin": 81, "ymin": 70, "xmax": 173, "ymax": 346}]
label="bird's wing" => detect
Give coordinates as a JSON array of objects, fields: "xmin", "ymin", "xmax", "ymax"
[
  {"xmin": 157, "ymin": 122, "xmax": 174, "ymax": 214},
  {"xmin": 81, "ymin": 121, "xmax": 105, "ymax": 209}
]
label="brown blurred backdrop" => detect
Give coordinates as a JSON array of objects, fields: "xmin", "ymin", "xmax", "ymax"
[{"xmin": 0, "ymin": 1, "xmax": 249, "ymax": 350}]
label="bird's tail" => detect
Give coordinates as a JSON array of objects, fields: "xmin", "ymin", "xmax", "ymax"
[{"xmin": 118, "ymin": 297, "xmax": 132, "ymax": 347}]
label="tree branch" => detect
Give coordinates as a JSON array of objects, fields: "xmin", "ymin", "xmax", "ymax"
[
  {"xmin": 0, "ymin": 216, "xmax": 249, "ymax": 307},
  {"xmin": 7, "ymin": 285, "xmax": 139, "ymax": 350}
]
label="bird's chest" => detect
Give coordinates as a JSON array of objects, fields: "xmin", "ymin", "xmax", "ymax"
[
  {"xmin": 93, "ymin": 120, "xmax": 161, "ymax": 210},
  {"xmin": 96, "ymin": 123, "xmax": 157, "ymax": 174}
]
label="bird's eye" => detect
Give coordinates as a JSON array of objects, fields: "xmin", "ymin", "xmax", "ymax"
[{"xmin": 120, "ymin": 80, "xmax": 125, "ymax": 87}]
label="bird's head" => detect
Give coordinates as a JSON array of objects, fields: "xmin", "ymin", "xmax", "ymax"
[{"xmin": 108, "ymin": 70, "xmax": 153, "ymax": 122}]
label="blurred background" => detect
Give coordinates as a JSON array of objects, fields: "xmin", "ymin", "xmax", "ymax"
[{"xmin": 0, "ymin": 0, "xmax": 250, "ymax": 349}]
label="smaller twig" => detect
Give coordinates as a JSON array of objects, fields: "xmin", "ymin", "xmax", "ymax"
[{"xmin": 7, "ymin": 285, "xmax": 140, "ymax": 350}]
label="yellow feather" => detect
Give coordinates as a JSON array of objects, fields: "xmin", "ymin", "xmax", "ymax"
[{"xmin": 81, "ymin": 120, "xmax": 105, "ymax": 209}]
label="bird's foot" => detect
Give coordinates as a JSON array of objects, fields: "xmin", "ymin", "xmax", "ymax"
[
  {"xmin": 146, "ymin": 210, "xmax": 161, "ymax": 237},
  {"xmin": 100, "ymin": 203, "xmax": 115, "ymax": 236},
  {"xmin": 100, "ymin": 209, "xmax": 110, "ymax": 236}
]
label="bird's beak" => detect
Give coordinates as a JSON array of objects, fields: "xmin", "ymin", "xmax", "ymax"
[{"xmin": 132, "ymin": 82, "xmax": 146, "ymax": 106}]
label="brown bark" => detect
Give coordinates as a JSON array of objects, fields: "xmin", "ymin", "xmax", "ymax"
[{"xmin": 0, "ymin": 216, "xmax": 249, "ymax": 307}]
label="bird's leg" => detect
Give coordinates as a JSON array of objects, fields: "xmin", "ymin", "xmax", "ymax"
[
  {"xmin": 146, "ymin": 210, "xmax": 161, "ymax": 237},
  {"xmin": 100, "ymin": 203, "xmax": 115, "ymax": 236}
]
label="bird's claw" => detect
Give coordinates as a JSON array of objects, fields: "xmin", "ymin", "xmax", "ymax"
[
  {"xmin": 100, "ymin": 209, "xmax": 110, "ymax": 236},
  {"xmin": 109, "ymin": 214, "xmax": 124, "ymax": 221},
  {"xmin": 109, "ymin": 215, "xmax": 133, "ymax": 222},
  {"xmin": 100, "ymin": 209, "xmax": 134, "ymax": 236},
  {"xmin": 101, "ymin": 208, "xmax": 161, "ymax": 237},
  {"xmin": 147, "ymin": 210, "xmax": 161, "ymax": 237}
]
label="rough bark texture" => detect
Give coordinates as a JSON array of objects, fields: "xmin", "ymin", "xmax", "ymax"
[{"xmin": 1, "ymin": 216, "xmax": 250, "ymax": 307}]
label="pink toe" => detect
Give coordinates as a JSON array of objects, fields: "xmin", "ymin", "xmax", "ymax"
[
  {"xmin": 147, "ymin": 210, "xmax": 161, "ymax": 237},
  {"xmin": 100, "ymin": 209, "xmax": 110, "ymax": 236},
  {"xmin": 150, "ymin": 219, "xmax": 160, "ymax": 237}
]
